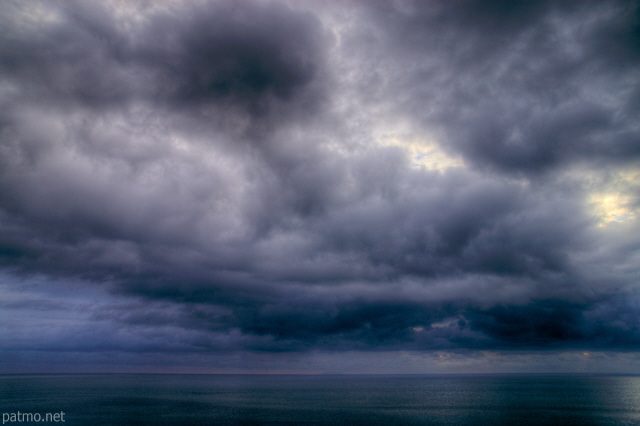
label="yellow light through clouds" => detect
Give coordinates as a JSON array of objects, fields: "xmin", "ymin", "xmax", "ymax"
[
  {"xmin": 379, "ymin": 134, "xmax": 464, "ymax": 172},
  {"xmin": 588, "ymin": 168, "xmax": 640, "ymax": 227}
]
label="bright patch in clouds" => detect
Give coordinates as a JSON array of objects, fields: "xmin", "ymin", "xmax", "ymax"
[
  {"xmin": 375, "ymin": 121, "xmax": 464, "ymax": 172},
  {"xmin": 381, "ymin": 135, "xmax": 464, "ymax": 171},
  {"xmin": 588, "ymin": 167, "xmax": 640, "ymax": 227}
]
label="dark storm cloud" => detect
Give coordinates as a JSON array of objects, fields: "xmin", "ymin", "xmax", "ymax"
[
  {"xmin": 1, "ymin": 0, "xmax": 640, "ymax": 369},
  {"xmin": 359, "ymin": 0, "xmax": 640, "ymax": 175},
  {"xmin": 464, "ymin": 296, "xmax": 640, "ymax": 350},
  {"xmin": 141, "ymin": 1, "xmax": 325, "ymax": 113},
  {"xmin": 0, "ymin": 0, "xmax": 327, "ymax": 138},
  {"xmin": 314, "ymin": 172, "xmax": 586, "ymax": 279}
]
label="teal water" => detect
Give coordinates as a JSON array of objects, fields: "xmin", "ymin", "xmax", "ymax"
[{"xmin": 2, "ymin": 374, "xmax": 640, "ymax": 425}]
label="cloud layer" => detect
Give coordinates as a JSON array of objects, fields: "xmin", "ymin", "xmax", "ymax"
[{"xmin": 1, "ymin": 0, "xmax": 639, "ymax": 372}]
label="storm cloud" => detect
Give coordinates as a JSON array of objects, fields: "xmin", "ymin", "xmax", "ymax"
[{"xmin": 1, "ymin": 0, "xmax": 639, "ymax": 373}]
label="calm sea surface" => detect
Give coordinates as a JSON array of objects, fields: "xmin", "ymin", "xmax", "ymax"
[{"xmin": 2, "ymin": 374, "xmax": 640, "ymax": 425}]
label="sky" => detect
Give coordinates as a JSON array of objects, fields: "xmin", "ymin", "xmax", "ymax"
[{"xmin": 0, "ymin": 0, "xmax": 639, "ymax": 374}]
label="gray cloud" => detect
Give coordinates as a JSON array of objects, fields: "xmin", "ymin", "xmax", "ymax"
[
  {"xmin": 356, "ymin": 0, "xmax": 640, "ymax": 175},
  {"xmin": 1, "ymin": 0, "xmax": 639, "ymax": 372}
]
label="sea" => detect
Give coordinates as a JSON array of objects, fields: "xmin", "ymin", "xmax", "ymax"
[{"xmin": 2, "ymin": 374, "xmax": 640, "ymax": 425}]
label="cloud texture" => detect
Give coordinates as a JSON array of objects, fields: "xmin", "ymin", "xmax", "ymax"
[{"xmin": 1, "ymin": 0, "xmax": 639, "ymax": 372}]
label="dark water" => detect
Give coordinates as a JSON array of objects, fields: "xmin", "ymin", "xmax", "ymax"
[{"xmin": 2, "ymin": 374, "xmax": 640, "ymax": 425}]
